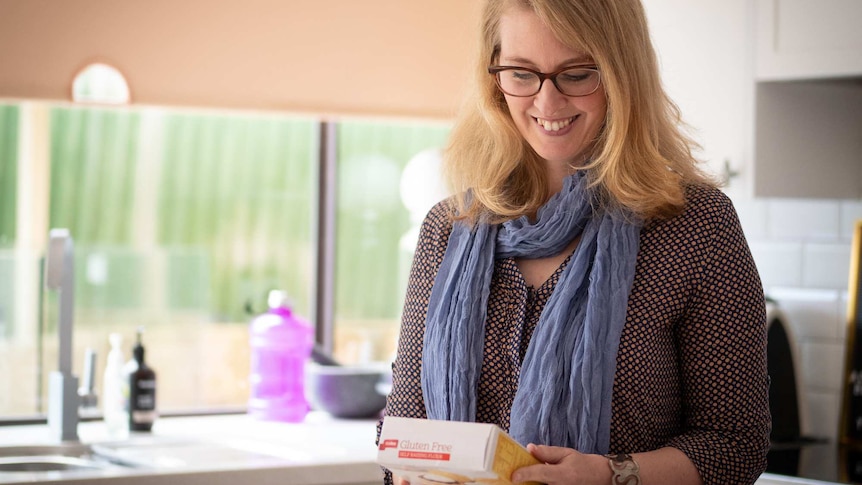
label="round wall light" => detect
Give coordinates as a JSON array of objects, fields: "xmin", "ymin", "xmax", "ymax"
[{"xmin": 71, "ymin": 62, "xmax": 131, "ymax": 105}]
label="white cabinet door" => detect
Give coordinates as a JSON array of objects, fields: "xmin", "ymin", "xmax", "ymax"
[
  {"xmin": 643, "ymin": 0, "xmax": 752, "ymax": 183},
  {"xmin": 755, "ymin": 0, "xmax": 862, "ymax": 80}
]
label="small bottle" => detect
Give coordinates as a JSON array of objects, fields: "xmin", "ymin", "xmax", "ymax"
[
  {"xmin": 126, "ymin": 327, "xmax": 157, "ymax": 432},
  {"xmin": 103, "ymin": 333, "xmax": 129, "ymax": 440},
  {"xmin": 248, "ymin": 290, "xmax": 313, "ymax": 422}
]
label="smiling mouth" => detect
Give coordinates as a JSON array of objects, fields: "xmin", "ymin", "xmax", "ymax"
[{"xmin": 534, "ymin": 116, "xmax": 574, "ymax": 132}]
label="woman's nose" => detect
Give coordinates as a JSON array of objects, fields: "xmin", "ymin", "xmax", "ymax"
[{"xmin": 533, "ymin": 79, "xmax": 567, "ymax": 114}]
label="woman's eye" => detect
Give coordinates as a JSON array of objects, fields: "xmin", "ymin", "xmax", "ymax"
[
  {"xmin": 510, "ymin": 70, "xmax": 536, "ymax": 82},
  {"xmin": 559, "ymin": 71, "xmax": 591, "ymax": 83}
]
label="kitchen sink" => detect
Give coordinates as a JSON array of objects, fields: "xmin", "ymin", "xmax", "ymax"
[
  {"xmin": 0, "ymin": 443, "xmax": 131, "ymax": 475},
  {"xmin": 0, "ymin": 443, "xmax": 90, "ymax": 458},
  {"xmin": 0, "ymin": 455, "xmax": 111, "ymax": 472},
  {"xmin": 0, "ymin": 437, "xmax": 291, "ymax": 478}
]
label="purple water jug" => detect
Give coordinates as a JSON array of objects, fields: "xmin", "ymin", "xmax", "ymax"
[{"xmin": 248, "ymin": 290, "xmax": 314, "ymax": 422}]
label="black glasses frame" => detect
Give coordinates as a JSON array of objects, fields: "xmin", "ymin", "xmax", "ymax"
[{"xmin": 487, "ymin": 65, "xmax": 602, "ymax": 97}]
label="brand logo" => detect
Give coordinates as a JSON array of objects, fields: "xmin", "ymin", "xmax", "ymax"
[{"xmin": 379, "ymin": 439, "xmax": 399, "ymax": 450}]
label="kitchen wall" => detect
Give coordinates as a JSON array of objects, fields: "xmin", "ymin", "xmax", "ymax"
[
  {"xmin": 2, "ymin": 0, "xmax": 858, "ymax": 441},
  {"xmin": 0, "ymin": 0, "xmax": 480, "ymax": 119},
  {"xmin": 643, "ymin": 0, "xmax": 861, "ymax": 445},
  {"xmin": 728, "ymin": 182, "xmax": 859, "ymax": 443}
]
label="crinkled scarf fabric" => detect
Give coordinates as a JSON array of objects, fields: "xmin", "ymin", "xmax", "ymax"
[{"xmin": 421, "ymin": 172, "xmax": 641, "ymax": 453}]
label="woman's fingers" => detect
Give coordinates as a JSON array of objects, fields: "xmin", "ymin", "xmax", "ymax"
[
  {"xmin": 526, "ymin": 443, "xmax": 573, "ymax": 464},
  {"xmin": 512, "ymin": 462, "xmax": 554, "ymax": 484},
  {"xmin": 512, "ymin": 445, "xmax": 612, "ymax": 485},
  {"xmin": 511, "ymin": 445, "xmax": 574, "ymax": 484},
  {"xmin": 393, "ymin": 475, "xmax": 411, "ymax": 485}
]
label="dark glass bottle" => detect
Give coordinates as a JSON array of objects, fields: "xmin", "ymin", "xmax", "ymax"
[{"xmin": 127, "ymin": 328, "xmax": 157, "ymax": 432}]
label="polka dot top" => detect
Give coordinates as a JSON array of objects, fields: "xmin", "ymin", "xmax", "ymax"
[{"xmin": 378, "ymin": 184, "xmax": 771, "ymax": 485}]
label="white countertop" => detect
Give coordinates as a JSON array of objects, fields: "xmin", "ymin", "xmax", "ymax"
[
  {"xmin": 0, "ymin": 413, "xmax": 842, "ymax": 485},
  {"xmin": 0, "ymin": 412, "xmax": 383, "ymax": 485},
  {"xmin": 757, "ymin": 475, "xmax": 844, "ymax": 485}
]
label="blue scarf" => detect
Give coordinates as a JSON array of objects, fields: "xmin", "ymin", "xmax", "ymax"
[{"xmin": 421, "ymin": 172, "xmax": 641, "ymax": 454}]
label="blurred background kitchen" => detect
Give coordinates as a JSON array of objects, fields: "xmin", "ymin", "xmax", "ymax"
[{"xmin": 0, "ymin": 0, "xmax": 860, "ymax": 474}]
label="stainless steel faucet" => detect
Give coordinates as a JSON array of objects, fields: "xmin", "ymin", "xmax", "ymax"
[
  {"xmin": 78, "ymin": 347, "xmax": 99, "ymax": 417},
  {"xmin": 45, "ymin": 228, "xmax": 79, "ymax": 442}
]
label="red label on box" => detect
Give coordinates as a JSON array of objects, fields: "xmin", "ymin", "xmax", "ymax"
[
  {"xmin": 379, "ymin": 439, "xmax": 399, "ymax": 450},
  {"xmin": 398, "ymin": 450, "xmax": 451, "ymax": 461}
]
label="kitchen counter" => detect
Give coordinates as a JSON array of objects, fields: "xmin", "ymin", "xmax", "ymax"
[
  {"xmin": 0, "ymin": 413, "xmax": 843, "ymax": 485},
  {"xmin": 0, "ymin": 412, "xmax": 383, "ymax": 485},
  {"xmin": 758, "ymin": 476, "xmax": 846, "ymax": 485}
]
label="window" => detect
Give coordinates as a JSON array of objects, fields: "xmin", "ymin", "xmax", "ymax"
[
  {"xmin": 0, "ymin": 105, "xmax": 16, "ymax": 247},
  {"xmin": 0, "ymin": 101, "xmax": 451, "ymax": 419},
  {"xmin": 333, "ymin": 120, "xmax": 451, "ymax": 364}
]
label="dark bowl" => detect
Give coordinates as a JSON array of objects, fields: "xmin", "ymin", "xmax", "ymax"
[{"xmin": 304, "ymin": 363, "xmax": 391, "ymax": 419}]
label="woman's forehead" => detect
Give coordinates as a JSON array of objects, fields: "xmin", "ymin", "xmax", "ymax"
[{"xmin": 497, "ymin": 7, "xmax": 593, "ymax": 67}]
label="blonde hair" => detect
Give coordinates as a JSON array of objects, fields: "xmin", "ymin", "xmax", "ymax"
[{"xmin": 444, "ymin": 0, "xmax": 717, "ymax": 224}]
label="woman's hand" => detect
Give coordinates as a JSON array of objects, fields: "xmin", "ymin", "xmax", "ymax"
[
  {"xmin": 393, "ymin": 474, "xmax": 411, "ymax": 485},
  {"xmin": 511, "ymin": 444, "xmax": 609, "ymax": 485}
]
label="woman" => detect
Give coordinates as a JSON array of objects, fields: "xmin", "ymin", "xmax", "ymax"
[{"xmin": 380, "ymin": 0, "xmax": 770, "ymax": 484}]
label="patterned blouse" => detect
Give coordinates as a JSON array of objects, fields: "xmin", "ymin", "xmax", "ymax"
[{"xmin": 378, "ymin": 184, "xmax": 771, "ymax": 485}]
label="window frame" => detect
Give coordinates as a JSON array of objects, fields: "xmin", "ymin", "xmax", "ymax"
[{"xmin": 0, "ymin": 104, "xmax": 449, "ymax": 424}]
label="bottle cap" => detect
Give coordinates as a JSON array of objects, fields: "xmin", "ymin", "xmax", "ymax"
[
  {"xmin": 267, "ymin": 290, "xmax": 291, "ymax": 309},
  {"xmin": 109, "ymin": 333, "xmax": 122, "ymax": 348},
  {"xmin": 133, "ymin": 327, "xmax": 145, "ymax": 363}
]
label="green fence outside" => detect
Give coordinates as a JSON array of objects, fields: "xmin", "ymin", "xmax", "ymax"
[
  {"xmin": 335, "ymin": 120, "xmax": 450, "ymax": 322},
  {"xmin": 5, "ymin": 103, "xmax": 450, "ymax": 341},
  {"xmin": 48, "ymin": 107, "xmax": 318, "ymax": 321},
  {"xmin": 0, "ymin": 105, "xmax": 18, "ymax": 247},
  {"xmin": 0, "ymin": 105, "xmax": 19, "ymax": 339}
]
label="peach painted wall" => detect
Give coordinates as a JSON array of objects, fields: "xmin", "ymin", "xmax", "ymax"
[{"xmin": 0, "ymin": 0, "xmax": 481, "ymax": 119}]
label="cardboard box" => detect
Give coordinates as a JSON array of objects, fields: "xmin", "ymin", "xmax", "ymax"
[{"xmin": 377, "ymin": 416, "xmax": 540, "ymax": 485}]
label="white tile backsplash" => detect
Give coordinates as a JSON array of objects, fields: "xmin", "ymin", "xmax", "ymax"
[
  {"xmin": 732, "ymin": 192, "xmax": 857, "ymax": 443},
  {"xmin": 840, "ymin": 291, "xmax": 851, "ymax": 341},
  {"xmin": 800, "ymin": 341, "xmax": 844, "ymax": 393},
  {"xmin": 766, "ymin": 288, "xmax": 843, "ymax": 340},
  {"xmin": 804, "ymin": 391, "xmax": 839, "ymax": 441},
  {"xmin": 732, "ymin": 198, "xmax": 769, "ymax": 241},
  {"xmin": 768, "ymin": 199, "xmax": 841, "ymax": 242},
  {"xmin": 840, "ymin": 201, "xmax": 862, "ymax": 240},
  {"xmin": 750, "ymin": 242, "xmax": 804, "ymax": 287},
  {"xmin": 802, "ymin": 243, "xmax": 853, "ymax": 289}
]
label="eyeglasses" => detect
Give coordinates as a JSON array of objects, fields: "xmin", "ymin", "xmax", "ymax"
[{"xmin": 488, "ymin": 65, "xmax": 601, "ymax": 97}]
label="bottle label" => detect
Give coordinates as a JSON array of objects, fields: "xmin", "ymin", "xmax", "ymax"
[
  {"xmin": 132, "ymin": 410, "xmax": 158, "ymax": 423},
  {"xmin": 135, "ymin": 392, "xmax": 156, "ymax": 409},
  {"xmin": 130, "ymin": 377, "xmax": 157, "ymax": 425},
  {"xmin": 137, "ymin": 379, "xmax": 157, "ymax": 390}
]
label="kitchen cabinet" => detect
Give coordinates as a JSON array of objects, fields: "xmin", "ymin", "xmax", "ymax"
[
  {"xmin": 751, "ymin": 0, "xmax": 862, "ymax": 198},
  {"xmin": 755, "ymin": 0, "xmax": 862, "ymax": 81},
  {"xmin": 646, "ymin": 0, "xmax": 862, "ymax": 200},
  {"xmin": 643, "ymin": 0, "xmax": 751, "ymax": 181},
  {"xmin": 644, "ymin": 0, "xmax": 862, "ymax": 200},
  {"xmin": 753, "ymin": 79, "xmax": 862, "ymax": 199}
]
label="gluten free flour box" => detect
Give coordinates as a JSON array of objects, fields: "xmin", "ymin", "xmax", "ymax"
[{"xmin": 377, "ymin": 417, "xmax": 540, "ymax": 485}]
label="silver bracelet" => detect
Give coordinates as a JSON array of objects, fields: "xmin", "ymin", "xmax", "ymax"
[{"xmin": 606, "ymin": 453, "xmax": 641, "ymax": 485}]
